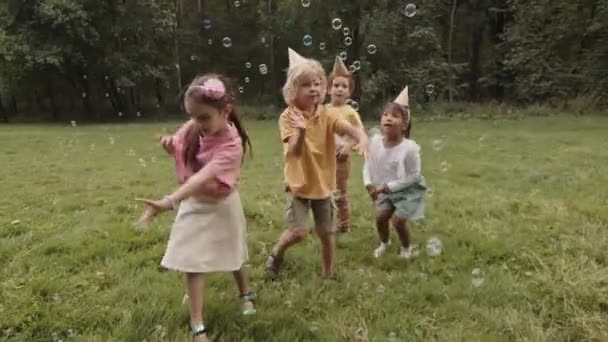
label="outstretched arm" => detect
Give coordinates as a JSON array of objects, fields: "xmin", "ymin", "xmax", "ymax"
[
  {"xmin": 160, "ymin": 119, "xmax": 196, "ymax": 155},
  {"xmin": 336, "ymin": 122, "xmax": 369, "ymax": 158}
]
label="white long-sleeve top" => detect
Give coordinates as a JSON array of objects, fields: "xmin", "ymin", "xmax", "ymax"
[{"xmin": 363, "ymin": 134, "xmax": 424, "ymax": 192}]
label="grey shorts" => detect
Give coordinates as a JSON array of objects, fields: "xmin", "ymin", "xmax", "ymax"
[{"xmin": 285, "ymin": 192, "xmax": 335, "ymax": 233}]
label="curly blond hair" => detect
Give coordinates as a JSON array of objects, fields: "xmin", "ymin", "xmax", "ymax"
[{"xmin": 282, "ymin": 59, "xmax": 327, "ymax": 106}]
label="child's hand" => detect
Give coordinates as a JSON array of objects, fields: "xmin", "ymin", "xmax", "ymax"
[
  {"xmin": 336, "ymin": 143, "xmax": 351, "ymax": 158},
  {"xmin": 135, "ymin": 205, "xmax": 157, "ymax": 231},
  {"xmin": 379, "ymin": 184, "xmax": 390, "ymax": 194},
  {"xmin": 366, "ymin": 185, "xmax": 379, "ymax": 201},
  {"xmin": 134, "ymin": 196, "xmax": 175, "ymax": 230},
  {"xmin": 356, "ymin": 133, "xmax": 370, "ymax": 159},
  {"xmin": 159, "ymin": 135, "xmax": 175, "ymax": 154},
  {"xmin": 288, "ymin": 111, "xmax": 306, "ymax": 130}
]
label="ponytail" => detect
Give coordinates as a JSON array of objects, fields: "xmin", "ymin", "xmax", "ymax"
[{"xmin": 228, "ymin": 108, "xmax": 252, "ymax": 161}]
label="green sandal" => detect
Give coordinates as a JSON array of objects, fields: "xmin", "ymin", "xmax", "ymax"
[
  {"xmin": 240, "ymin": 292, "xmax": 257, "ymax": 316},
  {"xmin": 190, "ymin": 323, "xmax": 208, "ymax": 341}
]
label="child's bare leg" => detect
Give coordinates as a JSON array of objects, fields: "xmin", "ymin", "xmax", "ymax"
[
  {"xmin": 313, "ymin": 199, "xmax": 336, "ymax": 276},
  {"xmin": 392, "ymin": 216, "xmax": 411, "ymax": 248},
  {"xmin": 185, "ymin": 273, "xmax": 205, "ymax": 329},
  {"xmin": 266, "ymin": 195, "xmax": 310, "ymax": 279},
  {"xmin": 376, "ymin": 210, "xmax": 393, "ymax": 243},
  {"xmin": 271, "ymin": 228, "xmax": 309, "ymax": 258},
  {"xmin": 335, "ymin": 155, "xmax": 351, "ymax": 232},
  {"xmin": 318, "ymin": 231, "xmax": 335, "ymax": 276},
  {"xmin": 266, "ymin": 228, "xmax": 308, "ymax": 279},
  {"xmin": 233, "ymin": 267, "xmax": 255, "ymax": 312},
  {"xmin": 373, "ymin": 209, "xmax": 394, "ymax": 258}
]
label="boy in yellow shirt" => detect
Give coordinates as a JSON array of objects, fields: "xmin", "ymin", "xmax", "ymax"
[
  {"xmin": 327, "ymin": 56, "xmax": 364, "ymax": 233},
  {"xmin": 265, "ymin": 48, "xmax": 369, "ymax": 280}
]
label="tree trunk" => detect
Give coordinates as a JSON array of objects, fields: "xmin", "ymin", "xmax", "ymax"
[
  {"xmin": 0, "ymin": 96, "xmax": 8, "ymax": 123},
  {"xmin": 174, "ymin": 0, "xmax": 183, "ymax": 94},
  {"xmin": 469, "ymin": 24, "xmax": 484, "ymax": 102},
  {"xmin": 267, "ymin": 0, "xmax": 277, "ymax": 97},
  {"xmin": 352, "ymin": 3, "xmax": 363, "ymax": 102},
  {"xmin": 35, "ymin": 91, "xmax": 45, "ymax": 113},
  {"xmin": 489, "ymin": 0, "xmax": 507, "ymax": 101},
  {"xmin": 46, "ymin": 79, "xmax": 60, "ymax": 120},
  {"xmin": 79, "ymin": 71, "xmax": 93, "ymax": 120},
  {"xmin": 155, "ymin": 78, "xmax": 164, "ymax": 106},
  {"xmin": 447, "ymin": 0, "xmax": 458, "ymax": 104},
  {"xmin": 108, "ymin": 79, "xmax": 123, "ymax": 116},
  {"xmin": 10, "ymin": 95, "xmax": 17, "ymax": 113}
]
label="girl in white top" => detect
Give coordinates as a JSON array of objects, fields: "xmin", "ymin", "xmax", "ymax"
[{"xmin": 363, "ymin": 86, "xmax": 427, "ymax": 259}]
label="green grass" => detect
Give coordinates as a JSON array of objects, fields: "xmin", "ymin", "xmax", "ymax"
[{"xmin": 1, "ymin": 115, "xmax": 608, "ymax": 341}]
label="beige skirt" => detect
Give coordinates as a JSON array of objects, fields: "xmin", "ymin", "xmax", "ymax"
[{"xmin": 161, "ymin": 191, "xmax": 248, "ymax": 273}]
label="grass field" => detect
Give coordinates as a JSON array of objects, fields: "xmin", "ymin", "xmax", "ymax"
[{"xmin": 1, "ymin": 115, "xmax": 608, "ymax": 341}]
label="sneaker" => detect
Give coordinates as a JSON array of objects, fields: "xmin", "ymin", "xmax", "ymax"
[
  {"xmin": 264, "ymin": 255, "xmax": 282, "ymax": 280},
  {"xmin": 399, "ymin": 246, "xmax": 414, "ymax": 259},
  {"xmin": 373, "ymin": 241, "xmax": 390, "ymax": 258}
]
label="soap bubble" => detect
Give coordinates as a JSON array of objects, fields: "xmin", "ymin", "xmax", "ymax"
[
  {"xmin": 346, "ymin": 99, "xmax": 359, "ymax": 111},
  {"xmin": 401, "ymin": 3, "xmax": 417, "ymax": 17},
  {"xmin": 244, "ymin": 77, "xmax": 250, "ymax": 83},
  {"xmin": 352, "ymin": 60, "xmax": 361, "ymax": 70},
  {"xmin": 472, "ymin": 268, "xmax": 484, "ymax": 287},
  {"xmin": 367, "ymin": 44, "xmax": 377, "ymax": 55},
  {"xmin": 349, "ymin": 65, "xmax": 356, "ymax": 73},
  {"xmin": 259, "ymin": 64, "xmax": 268, "ymax": 75},
  {"xmin": 70, "ymin": 121, "xmax": 77, "ymax": 127},
  {"xmin": 245, "ymin": 62, "xmax": 252, "ymax": 69},
  {"xmin": 319, "ymin": 42, "xmax": 326, "ymax": 51},
  {"xmin": 432, "ymin": 139, "xmax": 444, "ymax": 151},
  {"xmin": 207, "ymin": 38, "xmax": 213, "ymax": 45},
  {"xmin": 426, "ymin": 237, "xmax": 443, "ymax": 256},
  {"xmin": 303, "ymin": 34, "xmax": 313, "ymax": 47},
  {"xmin": 201, "ymin": 18, "xmax": 212, "ymax": 30},
  {"xmin": 222, "ymin": 37, "xmax": 232, "ymax": 48},
  {"xmin": 344, "ymin": 37, "xmax": 353, "ymax": 46},
  {"xmin": 425, "ymin": 84, "xmax": 435, "ymax": 95},
  {"xmin": 261, "ymin": 36, "xmax": 267, "ymax": 44},
  {"xmin": 331, "ymin": 18, "xmax": 343, "ymax": 30},
  {"xmin": 234, "ymin": 0, "xmax": 240, "ymax": 7},
  {"xmin": 238, "ymin": 86, "xmax": 244, "ymax": 93},
  {"xmin": 339, "ymin": 51, "xmax": 347, "ymax": 61},
  {"xmin": 301, "ymin": 0, "xmax": 311, "ymax": 7},
  {"xmin": 343, "ymin": 27, "xmax": 350, "ymax": 36}
]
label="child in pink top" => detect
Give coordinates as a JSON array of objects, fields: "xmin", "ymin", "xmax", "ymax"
[
  {"xmin": 170, "ymin": 120, "xmax": 241, "ymax": 198},
  {"xmin": 136, "ymin": 74, "xmax": 254, "ymax": 342}
]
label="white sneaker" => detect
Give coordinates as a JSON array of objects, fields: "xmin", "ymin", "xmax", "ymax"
[
  {"xmin": 399, "ymin": 246, "xmax": 414, "ymax": 259},
  {"xmin": 373, "ymin": 241, "xmax": 390, "ymax": 258}
]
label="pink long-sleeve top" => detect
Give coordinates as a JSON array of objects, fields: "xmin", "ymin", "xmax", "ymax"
[{"xmin": 172, "ymin": 123, "xmax": 243, "ymax": 199}]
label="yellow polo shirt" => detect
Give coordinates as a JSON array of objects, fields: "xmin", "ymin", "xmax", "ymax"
[
  {"xmin": 328, "ymin": 103, "xmax": 364, "ymax": 151},
  {"xmin": 279, "ymin": 104, "xmax": 351, "ymax": 199},
  {"xmin": 327, "ymin": 103, "xmax": 363, "ymax": 130}
]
